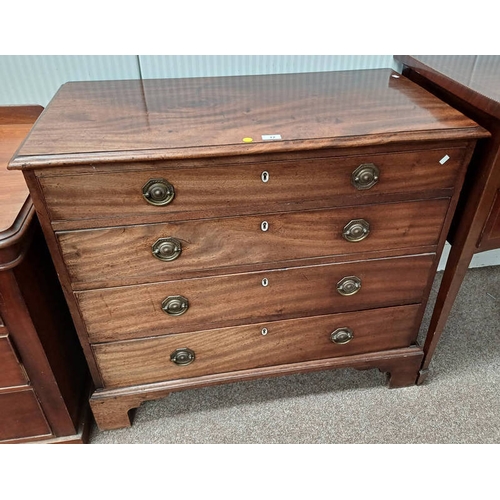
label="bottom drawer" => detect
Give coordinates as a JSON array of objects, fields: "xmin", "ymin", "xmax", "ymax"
[
  {"xmin": 0, "ymin": 389, "xmax": 51, "ymax": 441},
  {"xmin": 93, "ymin": 304, "xmax": 421, "ymax": 389}
]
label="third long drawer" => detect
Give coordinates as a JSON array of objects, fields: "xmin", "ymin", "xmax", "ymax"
[{"xmin": 76, "ymin": 253, "xmax": 434, "ymax": 343}]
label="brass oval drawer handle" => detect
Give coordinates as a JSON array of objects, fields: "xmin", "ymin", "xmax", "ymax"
[
  {"xmin": 352, "ymin": 163, "xmax": 379, "ymax": 190},
  {"xmin": 343, "ymin": 219, "xmax": 370, "ymax": 242},
  {"xmin": 330, "ymin": 327, "xmax": 354, "ymax": 344},
  {"xmin": 152, "ymin": 237, "xmax": 182, "ymax": 262},
  {"xmin": 142, "ymin": 178, "xmax": 175, "ymax": 206},
  {"xmin": 336, "ymin": 276, "xmax": 361, "ymax": 296},
  {"xmin": 170, "ymin": 347, "xmax": 195, "ymax": 366},
  {"xmin": 162, "ymin": 295, "xmax": 189, "ymax": 316}
]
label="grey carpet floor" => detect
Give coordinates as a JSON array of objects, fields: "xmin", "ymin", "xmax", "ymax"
[{"xmin": 89, "ymin": 266, "xmax": 500, "ymax": 444}]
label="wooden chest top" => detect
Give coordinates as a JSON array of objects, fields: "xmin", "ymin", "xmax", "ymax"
[{"xmin": 8, "ymin": 69, "xmax": 487, "ymax": 169}]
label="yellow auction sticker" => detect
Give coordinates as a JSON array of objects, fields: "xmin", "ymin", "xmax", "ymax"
[{"xmin": 242, "ymin": 137, "xmax": 253, "ymax": 143}]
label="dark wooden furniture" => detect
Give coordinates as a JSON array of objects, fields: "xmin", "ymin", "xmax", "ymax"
[
  {"xmin": 8, "ymin": 70, "xmax": 488, "ymax": 430},
  {"xmin": 395, "ymin": 55, "xmax": 500, "ymax": 383},
  {"xmin": 0, "ymin": 106, "xmax": 91, "ymax": 443}
]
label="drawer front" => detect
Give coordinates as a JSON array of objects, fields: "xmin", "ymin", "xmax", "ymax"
[
  {"xmin": 0, "ymin": 335, "xmax": 28, "ymax": 388},
  {"xmin": 0, "ymin": 389, "xmax": 51, "ymax": 441},
  {"xmin": 59, "ymin": 199, "xmax": 449, "ymax": 289},
  {"xmin": 93, "ymin": 304, "xmax": 421, "ymax": 388},
  {"xmin": 77, "ymin": 254, "xmax": 434, "ymax": 343},
  {"xmin": 40, "ymin": 148, "xmax": 465, "ymax": 223}
]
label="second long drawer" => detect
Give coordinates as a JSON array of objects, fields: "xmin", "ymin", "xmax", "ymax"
[
  {"xmin": 59, "ymin": 198, "xmax": 449, "ymax": 289},
  {"xmin": 76, "ymin": 253, "xmax": 434, "ymax": 343}
]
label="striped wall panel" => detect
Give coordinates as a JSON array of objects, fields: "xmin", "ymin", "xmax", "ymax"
[
  {"xmin": 0, "ymin": 55, "xmax": 140, "ymax": 106},
  {"xmin": 138, "ymin": 55, "xmax": 400, "ymax": 79},
  {"xmin": 0, "ymin": 55, "xmax": 401, "ymax": 106}
]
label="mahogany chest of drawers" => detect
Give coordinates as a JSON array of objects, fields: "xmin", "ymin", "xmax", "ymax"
[
  {"xmin": 1, "ymin": 106, "xmax": 90, "ymax": 443},
  {"xmin": 9, "ymin": 69, "xmax": 488, "ymax": 431}
]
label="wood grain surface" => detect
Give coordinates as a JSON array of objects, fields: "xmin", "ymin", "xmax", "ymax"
[
  {"xmin": 480, "ymin": 190, "xmax": 500, "ymax": 247},
  {"xmin": 59, "ymin": 198, "xmax": 449, "ymax": 289},
  {"xmin": 9, "ymin": 69, "xmax": 487, "ymax": 169},
  {"xmin": 0, "ymin": 335, "xmax": 28, "ymax": 388},
  {"xmin": 93, "ymin": 304, "xmax": 420, "ymax": 388},
  {"xmin": 0, "ymin": 389, "xmax": 51, "ymax": 441},
  {"xmin": 76, "ymin": 254, "xmax": 434, "ymax": 343},
  {"xmin": 40, "ymin": 146, "xmax": 465, "ymax": 224}
]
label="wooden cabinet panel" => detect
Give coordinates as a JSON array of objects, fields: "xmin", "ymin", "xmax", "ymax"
[
  {"xmin": 0, "ymin": 106, "xmax": 90, "ymax": 443},
  {"xmin": 0, "ymin": 335, "xmax": 28, "ymax": 388},
  {"xmin": 479, "ymin": 189, "xmax": 500, "ymax": 250},
  {"xmin": 0, "ymin": 389, "xmax": 52, "ymax": 441},
  {"xmin": 93, "ymin": 304, "xmax": 421, "ymax": 388}
]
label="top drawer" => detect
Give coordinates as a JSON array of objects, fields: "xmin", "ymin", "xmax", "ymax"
[{"xmin": 39, "ymin": 148, "xmax": 466, "ymax": 226}]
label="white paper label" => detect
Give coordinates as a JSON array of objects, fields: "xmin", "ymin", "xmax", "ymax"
[
  {"xmin": 439, "ymin": 155, "xmax": 450, "ymax": 165},
  {"xmin": 262, "ymin": 134, "xmax": 282, "ymax": 141}
]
